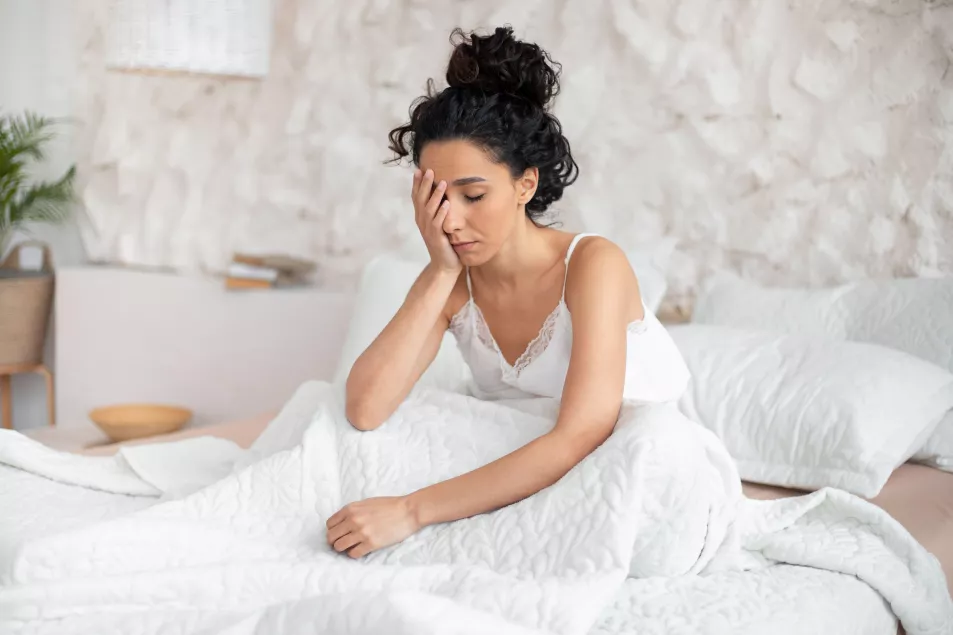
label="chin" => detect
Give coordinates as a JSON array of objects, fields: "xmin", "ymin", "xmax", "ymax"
[{"xmin": 457, "ymin": 247, "xmax": 493, "ymax": 267}]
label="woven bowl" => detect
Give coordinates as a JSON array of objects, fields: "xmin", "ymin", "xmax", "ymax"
[{"xmin": 89, "ymin": 404, "xmax": 192, "ymax": 443}]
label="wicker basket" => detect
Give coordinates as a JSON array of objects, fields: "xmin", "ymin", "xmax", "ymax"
[{"xmin": 0, "ymin": 242, "xmax": 54, "ymax": 367}]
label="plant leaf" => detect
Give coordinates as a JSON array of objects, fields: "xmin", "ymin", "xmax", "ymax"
[
  {"xmin": 0, "ymin": 112, "xmax": 74, "ymax": 237},
  {"xmin": 0, "ymin": 112, "xmax": 57, "ymax": 171},
  {"xmin": 6, "ymin": 165, "xmax": 76, "ymax": 228}
]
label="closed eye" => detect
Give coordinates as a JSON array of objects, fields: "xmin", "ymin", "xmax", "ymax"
[{"xmin": 464, "ymin": 194, "xmax": 485, "ymax": 203}]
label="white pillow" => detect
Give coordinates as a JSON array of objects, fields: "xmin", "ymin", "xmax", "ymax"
[
  {"xmin": 398, "ymin": 232, "xmax": 673, "ymax": 314},
  {"xmin": 332, "ymin": 254, "xmax": 471, "ymax": 394},
  {"xmin": 917, "ymin": 415, "xmax": 953, "ymax": 469},
  {"xmin": 693, "ymin": 274, "xmax": 953, "ymax": 471},
  {"xmin": 670, "ymin": 325, "xmax": 953, "ymax": 497}
]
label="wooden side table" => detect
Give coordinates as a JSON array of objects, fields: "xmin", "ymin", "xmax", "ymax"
[{"xmin": 0, "ymin": 362, "xmax": 55, "ymax": 429}]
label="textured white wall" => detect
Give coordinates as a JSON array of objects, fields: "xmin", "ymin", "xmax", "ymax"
[{"xmin": 75, "ymin": 0, "xmax": 953, "ymax": 311}]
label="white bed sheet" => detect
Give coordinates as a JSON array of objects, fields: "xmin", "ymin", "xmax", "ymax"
[
  {"xmin": 594, "ymin": 565, "xmax": 896, "ymax": 635},
  {"xmin": 0, "ymin": 464, "xmax": 152, "ymax": 575},
  {"xmin": 0, "ymin": 464, "xmax": 899, "ymax": 634},
  {"xmin": 0, "ymin": 432, "xmax": 904, "ymax": 635}
]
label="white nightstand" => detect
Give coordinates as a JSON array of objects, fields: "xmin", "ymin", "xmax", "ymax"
[{"xmin": 41, "ymin": 266, "xmax": 354, "ymax": 438}]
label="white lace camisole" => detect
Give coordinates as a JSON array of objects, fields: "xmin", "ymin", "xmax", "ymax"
[{"xmin": 448, "ymin": 233, "xmax": 691, "ymax": 402}]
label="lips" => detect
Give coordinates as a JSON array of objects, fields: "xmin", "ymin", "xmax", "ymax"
[{"xmin": 451, "ymin": 241, "xmax": 477, "ymax": 252}]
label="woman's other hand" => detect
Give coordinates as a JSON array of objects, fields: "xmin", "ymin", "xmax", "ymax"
[
  {"xmin": 413, "ymin": 168, "xmax": 461, "ymax": 274},
  {"xmin": 326, "ymin": 496, "xmax": 421, "ymax": 558}
]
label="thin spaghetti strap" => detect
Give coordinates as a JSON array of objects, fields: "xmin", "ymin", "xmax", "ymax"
[
  {"xmin": 562, "ymin": 233, "xmax": 598, "ymax": 298},
  {"xmin": 564, "ymin": 233, "xmax": 596, "ymax": 265},
  {"xmin": 465, "ymin": 267, "xmax": 473, "ymax": 299}
]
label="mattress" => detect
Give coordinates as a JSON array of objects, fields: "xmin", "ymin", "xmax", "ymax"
[{"xmin": 3, "ymin": 415, "xmax": 950, "ymax": 634}]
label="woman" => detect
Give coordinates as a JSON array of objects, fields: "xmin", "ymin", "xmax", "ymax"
[{"xmin": 326, "ymin": 26, "xmax": 690, "ymax": 559}]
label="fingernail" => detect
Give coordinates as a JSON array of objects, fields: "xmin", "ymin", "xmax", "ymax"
[{"xmin": 439, "ymin": 180, "xmax": 447, "ymax": 188}]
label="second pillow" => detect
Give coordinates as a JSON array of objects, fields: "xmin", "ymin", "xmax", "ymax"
[{"xmin": 669, "ymin": 325, "xmax": 953, "ymax": 497}]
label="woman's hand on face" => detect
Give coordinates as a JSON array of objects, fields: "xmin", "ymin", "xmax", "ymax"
[
  {"xmin": 326, "ymin": 496, "xmax": 420, "ymax": 559},
  {"xmin": 413, "ymin": 168, "xmax": 461, "ymax": 274}
]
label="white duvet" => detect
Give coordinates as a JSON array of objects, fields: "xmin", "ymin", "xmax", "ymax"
[{"xmin": 0, "ymin": 381, "xmax": 951, "ymax": 635}]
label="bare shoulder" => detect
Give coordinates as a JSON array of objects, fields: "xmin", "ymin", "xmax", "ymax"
[
  {"xmin": 564, "ymin": 236, "xmax": 642, "ymax": 318},
  {"xmin": 566, "ymin": 236, "xmax": 637, "ymax": 292},
  {"xmin": 569, "ymin": 236, "xmax": 631, "ymax": 273}
]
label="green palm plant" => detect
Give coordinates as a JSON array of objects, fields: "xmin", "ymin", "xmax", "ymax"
[{"xmin": 0, "ymin": 112, "xmax": 76, "ymax": 259}]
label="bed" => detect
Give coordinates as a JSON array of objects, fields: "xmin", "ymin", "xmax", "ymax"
[
  {"xmin": 69, "ymin": 413, "xmax": 953, "ymax": 597},
  {"xmin": 72, "ymin": 416, "xmax": 953, "ymax": 593},
  {"xmin": 2, "ymin": 260, "xmax": 952, "ymax": 635},
  {"xmin": 2, "ymin": 408, "xmax": 951, "ymax": 635}
]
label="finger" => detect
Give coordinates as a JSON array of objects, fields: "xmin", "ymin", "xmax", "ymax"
[
  {"xmin": 411, "ymin": 167, "xmax": 421, "ymax": 198},
  {"xmin": 427, "ymin": 180, "xmax": 448, "ymax": 217},
  {"xmin": 326, "ymin": 519, "xmax": 353, "ymax": 545},
  {"xmin": 416, "ymin": 169, "xmax": 435, "ymax": 207},
  {"xmin": 333, "ymin": 532, "xmax": 362, "ymax": 553},
  {"xmin": 432, "ymin": 200, "xmax": 450, "ymax": 228},
  {"xmin": 326, "ymin": 507, "xmax": 348, "ymax": 529},
  {"xmin": 348, "ymin": 542, "xmax": 373, "ymax": 559}
]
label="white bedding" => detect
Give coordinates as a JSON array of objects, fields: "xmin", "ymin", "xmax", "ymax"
[
  {"xmin": 0, "ymin": 381, "xmax": 950, "ymax": 635},
  {"xmin": 593, "ymin": 566, "xmax": 897, "ymax": 635},
  {"xmin": 0, "ymin": 464, "xmax": 152, "ymax": 569},
  {"xmin": 670, "ymin": 324, "xmax": 953, "ymax": 496},
  {"xmin": 692, "ymin": 273, "xmax": 953, "ymax": 470},
  {"xmin": 0, "ymin": 470, "xmax": 901, "ymax": 635},
  {"xmin": 0, "ymin": 471, "xmax": 902, "ymax": 635}
]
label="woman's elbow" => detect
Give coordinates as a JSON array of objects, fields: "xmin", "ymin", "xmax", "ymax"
[
  {"xmin": 343, "ymin": 382, "xmax": 386, "ymax": 431},
  {"xmin": 344, "ymin": 397, "xmax": 381, "ymax": 431}
]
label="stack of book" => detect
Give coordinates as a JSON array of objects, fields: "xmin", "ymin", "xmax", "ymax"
[{"xmin": 224, "ymin": 253, "xmax": 317, "ymax": 290}]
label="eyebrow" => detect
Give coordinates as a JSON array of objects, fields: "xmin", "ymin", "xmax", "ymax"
[{"xmin": 451, "ymin": 176, "xmax": 486, "ymax": 186}]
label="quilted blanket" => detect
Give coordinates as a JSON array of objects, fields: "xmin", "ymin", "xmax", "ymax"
[{"xmin": 0, "ymin": 381, "xmax": 950, "ymax": 635}]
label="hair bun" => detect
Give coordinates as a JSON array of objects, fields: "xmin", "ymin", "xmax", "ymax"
[{"xmin": 446, "ymin": 26, "xmax": 560, "ymax": 110}]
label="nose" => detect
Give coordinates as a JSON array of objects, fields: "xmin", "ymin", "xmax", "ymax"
[{"xmin": 442, "ymin": 198, "xmax": 465, "ymax": 234}]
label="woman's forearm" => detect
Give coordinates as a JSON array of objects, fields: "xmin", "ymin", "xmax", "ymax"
[
  {"xmin": 346, "ymin": 264, "xmax": 459, "ymax": 429},
  {"xmin": 405, "ymin": 430, "xmax": 596, "ymax": 528}
]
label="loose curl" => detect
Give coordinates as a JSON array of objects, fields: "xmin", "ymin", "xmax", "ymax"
[{"xmin": 387, "ymin": 26, "xmax": 579, "ymax": 223}]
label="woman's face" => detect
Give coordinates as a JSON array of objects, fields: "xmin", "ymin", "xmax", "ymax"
[{"xmin": 418, "ymin": 139, "xmax": 538, "ymax": 266}]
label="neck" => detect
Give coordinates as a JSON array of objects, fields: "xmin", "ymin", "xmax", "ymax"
[{"xmin": 474, "ymin": 214, "xmax": 558, "ymax": 290}]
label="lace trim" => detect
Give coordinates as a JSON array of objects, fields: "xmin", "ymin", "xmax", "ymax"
[
  {"xmin": 511, "ymin": 305, "xmax": 561, "ymax": 375},
  {"xmin": 455, "ymin": 300, "xmax": 648, "ymax": 377},
  {"xmin": 466, "ymin": 300, "xmax": 564, "ymax": 377},
  {"xmin": 627, "ymin": 319, "xmax": 649, "ymax": 335},
  {"xmin": 448, "ymin": 303, "xmax": 469, "ymax": 339},
  {"xmin": 471, "ymin": 303, "xmax": 501, "ymax": 353}
]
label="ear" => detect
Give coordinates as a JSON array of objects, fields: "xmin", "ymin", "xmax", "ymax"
[{"xmin": 517, "ymin": 167, "xmax": 539, "ymax": 205}]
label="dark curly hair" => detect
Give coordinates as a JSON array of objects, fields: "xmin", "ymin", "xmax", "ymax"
[{"xmin": 387, "ymin": 26, "xmax": 579, "ymax": 224}]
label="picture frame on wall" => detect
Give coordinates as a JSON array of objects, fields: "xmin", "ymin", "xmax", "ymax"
[{"xmin": 105, "ymin": 0, "xmax": 272, "ymax": 79}]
